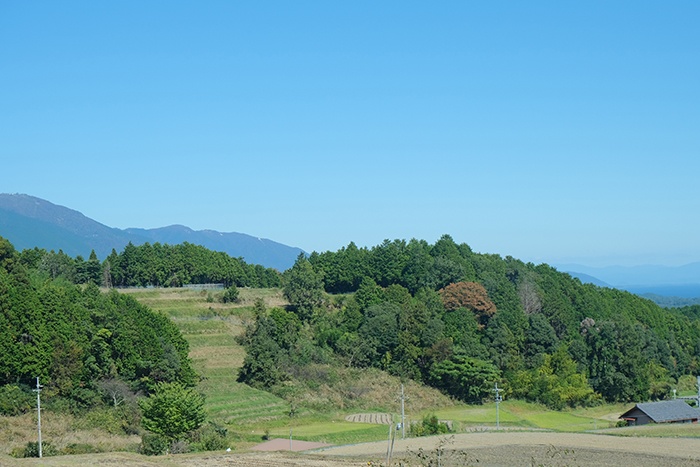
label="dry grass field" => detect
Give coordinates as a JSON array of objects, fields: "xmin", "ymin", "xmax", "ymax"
[{"xmin": 318, "ymin": 431, "xmax": 700, "ymax": 466}]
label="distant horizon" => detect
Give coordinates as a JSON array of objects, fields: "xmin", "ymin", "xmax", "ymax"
[{"xmin": 3, "ymin": 3, "xmax": 698, "ymax": 269}]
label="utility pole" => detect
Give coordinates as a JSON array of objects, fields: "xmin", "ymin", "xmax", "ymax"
[
  {"xmin": 34, "ymin": 377, "xmax": 43, "ymax": 458},
  {"xmin": 400, "ymin": 384, "xmax": 406, "ymax": 440},
  {"xmin": 494, "ymin": 382, "xmax": 503, "ymax": 430},
  {"xmin": 385, "ymin": 421, "xmax": 392, "ymax": 466},
  {"xmin": 288, "ymin": 403, "xmax": 296, "ymax": 451}
]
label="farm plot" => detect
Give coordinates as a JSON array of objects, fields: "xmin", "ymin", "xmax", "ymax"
[
  {"xmin": 345, "ymin": 413, "xmax": 392, "ymax": 424},
  {"xmin": 124, "ymin": 287, "xmax": 292, "ymax": 427},
  {"xmin": 316, "ymin": 431, "xmax": 700, "ymax": 466},
  {"xmin": 8, "ymin": 433, "xmax": 700, "ymax": 467}
]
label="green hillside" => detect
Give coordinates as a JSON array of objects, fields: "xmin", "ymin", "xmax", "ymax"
[{"xmin": 4, "ymin": 233, "xmax": 700, "ymax": 457}]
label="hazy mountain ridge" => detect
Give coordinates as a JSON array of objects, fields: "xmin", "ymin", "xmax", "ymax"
[
  {"xmin": 564, "ymin": 272, "xmax": 613, "ymax": 288},
  {"xmin": 0, "ymin": 194, "xmax": 303, "ymax": 271},
  {"xmin": 557, "ymin": 262, "xmax": 700, "ymax": 287},
  {"xmin": 561, "ymin": 264, "xmax": 700, "ymax": 302}
]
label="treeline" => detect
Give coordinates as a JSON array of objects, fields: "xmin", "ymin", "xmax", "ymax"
[
  {"xmin": 0, "ymin": 237, "xmax": 195, "ymax": 413},
  {"xmin": 17, "ymin": 241, "xmax": 281, "ymax": 288},
  {"xmin": 238, "ymin": 236, "xmax": 700, "ymax": 408}
]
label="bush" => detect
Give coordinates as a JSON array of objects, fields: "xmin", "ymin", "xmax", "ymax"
[
  {"xmin": 12, "ymin": 441, "xmax": 58, "ymax": 458},
  {"xmin": 139, "ymin": 382, "xmax": 206, "ymax": 441},
  {"xmin": 410, "ymin": 414, "xmax": 451, "ymax": 437},
  {"xmin": 0, "ymin": 385, "xmax": 34, "ymax": 416},
  {"xmin": 169, "ymin": 439, "xmax": 190, "ymax": 454},
  {"xmin": 191, "ymin": 421, "xmax": 229, "ymax": 451},
  {"xmin": 221, "ymin": 286, "xmax": 240, "ymax": 304},
  {"xmin": 62, "ymin": 443, "xmax": 101, "ymax": 455},
  {"xmin": 139, "ymin": 433, "xmax": 168, "ymax": 456},
  {"xmin": 201, "ymin": 432, "xmax": 228, "ymax": 451}
]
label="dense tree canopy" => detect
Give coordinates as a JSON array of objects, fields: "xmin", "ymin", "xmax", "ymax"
[
  {"xmin": 6, "ymin": 232, "xmax": 700, "ymax": 409},
  {"xmin": 19, "ymin": 241, "xmax": 282, "ymax": 289},
  {"xmin": 0, "ymin": 237, "xmax": 195, "ymax": 410},
  {"xmin": 246, "ymin": 235, "xmax": 700, "ymax": 406}
]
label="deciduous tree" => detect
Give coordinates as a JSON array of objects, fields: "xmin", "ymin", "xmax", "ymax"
[
  {"xmin": 439, "ymin": 282, "xmax": 496, "ymax": 327},
  {"xmin": 139, "ymin": 382, "xmax": 206, "ymax": 441}
]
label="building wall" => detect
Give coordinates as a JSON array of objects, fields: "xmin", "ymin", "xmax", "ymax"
[{"xmin": 624, "ymin": 408, "xmax": 653, "ymax": 426}]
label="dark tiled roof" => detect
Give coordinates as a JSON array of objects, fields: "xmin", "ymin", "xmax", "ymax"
[{"xmin": 621, "ymin": 400, "xmax": 700, "ymax": 423}]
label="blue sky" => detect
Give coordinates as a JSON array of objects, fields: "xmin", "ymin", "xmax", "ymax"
[{"xmin": 2, "ymin": 2, "xmax": 698, "ymax": 267}]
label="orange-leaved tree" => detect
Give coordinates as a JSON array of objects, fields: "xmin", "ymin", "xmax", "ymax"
[{"xmin": 438, "ymin": 282, "xmax": 496, "ymax": 327}]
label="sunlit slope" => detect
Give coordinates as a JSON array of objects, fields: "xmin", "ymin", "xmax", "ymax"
[{"xmin": 122, "ymin": 288, "xmax": 291, "ymax": 424}]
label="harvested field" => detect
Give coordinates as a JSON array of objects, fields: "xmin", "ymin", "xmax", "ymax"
[
  {"xmin": 7, "ymin": 432, "xmax": 700, "ymax": 466},
  {"xmin": 316, "ymin": 431, "xmax": 700, "ymax": 466}
]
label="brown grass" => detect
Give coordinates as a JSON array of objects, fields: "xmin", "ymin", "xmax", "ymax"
[
  {"xmin": 0, "ymin": 413, "xmax": 139, "ymax": 456},
  {"xmin": 280, "ymin": 365, "xmax": 454, "ymax": 413},
  {"xmin": 189, "ymin": 345, "xmax": 246, "ymax": 369}
]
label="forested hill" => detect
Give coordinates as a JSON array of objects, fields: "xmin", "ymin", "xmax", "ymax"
[
  {"xmin": 0, "ymin": 236, "xmax": 195, "ymax": 410},
  {"xmin": 239, "ymin": 235, "xmax": 700, "ymax": 407},
  {"xmin": 4, "ymin": 231, "xmax": 700, "ymax": 411},
  {"xmin": 0, "ymin": 193, "xmax": 303, "ymax": 270}
]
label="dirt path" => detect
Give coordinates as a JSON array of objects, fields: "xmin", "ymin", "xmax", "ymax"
[{"xmin": 250, "ymin": 438, "xmax": 331, "ymax": 452}]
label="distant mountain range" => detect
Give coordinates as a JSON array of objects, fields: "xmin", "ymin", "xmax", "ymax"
[
  {"xmin": 2, "ymin": 193, "xmax": 699, "ymax": 299},
  {"xmin": 561, "ymin": 264, "xmax": 700, "ymax": 304},
  {"xmin": 557, "ymin": 262, "xmax": 700, "ymax": 287},
  {"xmin": 0, "ymin": 194, "xmax": 304, "ymax": 271}
]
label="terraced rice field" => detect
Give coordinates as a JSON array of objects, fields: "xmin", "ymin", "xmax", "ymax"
[{"xmin": 121, "ymin": 288, "xmax": 292, "ymax": 428}]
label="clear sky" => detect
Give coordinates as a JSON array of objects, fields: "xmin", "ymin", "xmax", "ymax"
[{"xmin": 2, "ymin": 2, "xmax": 698, "ymax": 267}]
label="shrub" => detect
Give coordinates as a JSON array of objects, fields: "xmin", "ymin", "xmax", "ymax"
[
  {"xmin": 191, "ymin": 421, "xmax": 229, "ymax": 451},
  {"xmin": 139, "ymin": 382, "xmax": 206, "ymax": 441},
  {"xmin": 0, "ymin": 385, "xmax": 34, "ymax": 416},
  {"xmin": 12, "ymin": 441, "xmax": 58, "ymax": 458},
  {"xmin": 139, "ymin": 433, "xmax": 168, "ymax": 456},
  {"xmin": 221, "ymin": 286, "xmax": 240, "ymax": 304},
  {"xmin": 62, "ymin": 443, "xmax": 101, "ymax": 455},
  {"xmin": 201, "ymin": 432, "xmax": 228, "ymax": 451},
  {"xmin": 410, "ymin": 414, "xmax": 451, "ymax": 437},
  {"xmin": 169, "ymin": 439, "xmax": 190, "ymax": 454}
]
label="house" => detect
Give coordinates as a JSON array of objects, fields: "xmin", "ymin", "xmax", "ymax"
[{"xmin": 620, "ymin": 400, "xmax": 700, "ymax": 426}]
